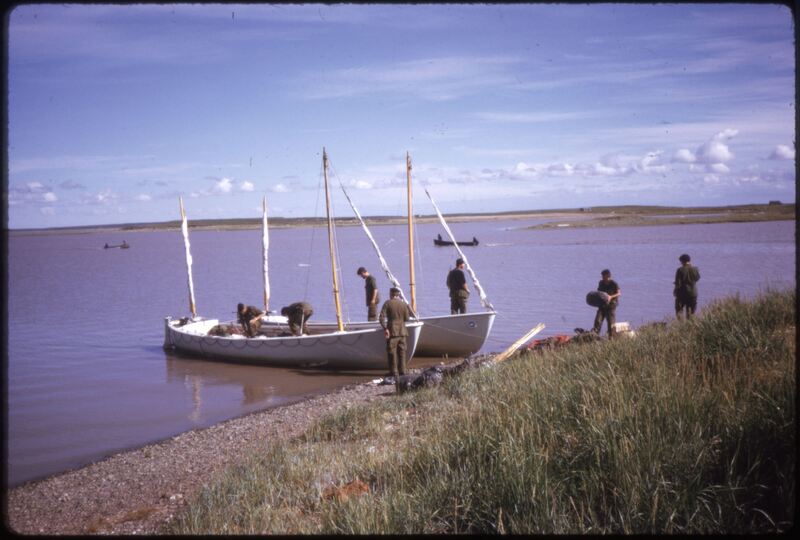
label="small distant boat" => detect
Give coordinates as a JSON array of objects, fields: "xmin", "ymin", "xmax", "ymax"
[
  {"xmin": 434, "ymin": 234, "xmax": 479, "ymax": 247},
  {"xmin": 104, "ymin": 241, "xmax": 130, "ymax": 249}
]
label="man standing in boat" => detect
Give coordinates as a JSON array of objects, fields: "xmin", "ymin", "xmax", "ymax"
[
  {"xmin": 237, "ymin": 303, "xmax": 264, "ymax": 337},
  {"xmin": 357, "ymin": 267, "xmax": 380, "ymax": 321},
  {"xmin": 446, "ymin": 258, "xmax": 469, "ymax": 314},
  {"xmin": 281, "ymin": 301, "xmax": 314, "ymax": 336},
  {"xmin": 674, "ymin": 253, "xmax": 700, "ymax": 320},
  {"xmin": 591, "ymin": 269, "xmax": 621, "ymax": 338},
  {"xmin": 379, "ymin": 287, "xmax": 413, "ymax": 382}
]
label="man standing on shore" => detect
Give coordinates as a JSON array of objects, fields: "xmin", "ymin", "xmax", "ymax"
[
  {"xmin": 357, "ymin": 267, "xmax": 380, "ymax": 321},
  {"xmin": 237, "ymin": 303, "xmax": 264, "ymax": 337},
  {"xmin": 379, "ymin": 287, "xmax": 413, "ymax": 382},
  {"xmin": 592, "ymin": 269, "xmax": 621, "ymax": 338},
  {"xmin": 281, "ymin": 302, "xmax": 314, "ymax": 336},
  {"xmin": 674, "ymin": 253, "xmax": 701, "ymax": 320},
  {"xmin": 446, "ymin": 258, "xmax": 469, "ymax": 314}
]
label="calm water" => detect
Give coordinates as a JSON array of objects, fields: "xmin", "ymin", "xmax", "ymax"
[{"xmin": 6, "ymin": 219, "xmax": 795, "ymax": 487}]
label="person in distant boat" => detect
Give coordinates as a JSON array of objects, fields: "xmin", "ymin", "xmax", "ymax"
[
  {"xmin": 437, "ymin": 234, "xmax": 443, "ymax": 241},
  {"xmin": 591, "ymin": 269, "xmax": 621, "ymax": 338},
  {"xmin": 674, "ymin": 253, "xmax": 700, "ymax": 320},
  {"xmin": 379, "ymin": 287, "xmax": 413, "ymax": 382},
  {"xmin": 237, "ymin": 303, "xmax": 264, "ymax": 337},
  {"xmin": 446, "ymin": 258, "xmax": 469, "ymax": 314},
  {"xmin": 357, "ymin": 266, "xmax": 380, "ymax": 321},
  {"xmin": 104, "ymin": 243, "xmax": 109, "ymax": 249},
  {"xmin": 281, "ymin": 301, "xmax": 314, "ymax": 336}
]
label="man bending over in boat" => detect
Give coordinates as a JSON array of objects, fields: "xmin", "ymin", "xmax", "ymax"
[
  {"xmin": 281, "ymin": 301, "xmax": 314, "ymax": 336},
  {"xmin": 237, "ymin": 303, "xmax": 264, "ymax": 337}
]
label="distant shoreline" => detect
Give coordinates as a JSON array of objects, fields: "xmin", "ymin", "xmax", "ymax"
[{"xmin": 9, "ymin": 203, "xmax": 794, "ymax": 236}]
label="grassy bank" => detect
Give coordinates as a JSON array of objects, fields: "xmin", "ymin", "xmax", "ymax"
[{"xmin": 168, "ymin": 289, "xmax": 795, "ymax": 534}]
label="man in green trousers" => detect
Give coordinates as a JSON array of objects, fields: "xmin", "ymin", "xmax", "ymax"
[{"xmin": 379, "ymin": 287, "xmax": 413, "ymax": 381}]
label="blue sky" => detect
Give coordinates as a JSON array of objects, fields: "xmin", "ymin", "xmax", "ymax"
[{"xmin": 6, "ymin": 3, "xmax": 796, "ymax": 229}]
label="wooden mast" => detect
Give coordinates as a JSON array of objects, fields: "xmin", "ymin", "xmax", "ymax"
[
  {"xmin": 323, "ymin": 148, "xmax": 344, "ymax": 332},
  {"xmin": 406, "ymin": 151, "xmax": 417, "ymax": 313}
]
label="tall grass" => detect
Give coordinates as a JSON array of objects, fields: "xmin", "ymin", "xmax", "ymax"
[{"xmin": 168, "ymin": 289, "xmax": 795, "ymax": 534}]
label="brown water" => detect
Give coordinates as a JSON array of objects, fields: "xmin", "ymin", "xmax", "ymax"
[{"xmin": 6, "ymin": 219, "xmax": 795, "ymax": 487}]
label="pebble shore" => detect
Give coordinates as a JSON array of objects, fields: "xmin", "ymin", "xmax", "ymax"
[{"xmin": 5, "ymin": 381, "xmax": 395, "ymax": 535}]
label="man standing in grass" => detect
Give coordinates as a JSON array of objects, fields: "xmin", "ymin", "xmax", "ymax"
[
  {"xmin": 674, "ymin": 253, "xmax": 701, "ymax": 320},
  {"xmin": 379, "ymin": 287, "xmax": 413, "ymax": 381},
  {"xmin": 357, "ymin": 266, "xmax": 380, "ymax": 321},
  {"xmin": 592, "ymin": 269, "xmax": 621, "ymax": 338}
]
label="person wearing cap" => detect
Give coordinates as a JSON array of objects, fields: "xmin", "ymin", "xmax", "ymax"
[
  {"xmin": 446, "ymin": 258, "xmax": 469, "ymax": 314},
  {"xmin": 280, "ymin": 301, "xmax": 314, "ymax": 336},
  {"xmin": 591, "ymin": 269, "xmax": 621, "ymax": 338},
  {"xmin": 379, "ymin": 287, "xmax": 413, "ymax": 381},
  {"xmin": 674, "ymin": 253, "xmax": 700, "ymax": 320},
  {"xmin": 237, "ymin": 303, "xmax": 264, "ymax": 337},
  {"xmin": 356, "ymin": 267, "xmax": 380, "ymax": 321}
]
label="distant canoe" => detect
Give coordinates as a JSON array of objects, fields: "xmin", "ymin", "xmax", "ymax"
[
  {"xmin": 104, "ymin": 242, "xmax": 130, "ymax": 249},
  {"xmin": 434, "ymin": 235, "xmax": 479, "ymax": 247}
]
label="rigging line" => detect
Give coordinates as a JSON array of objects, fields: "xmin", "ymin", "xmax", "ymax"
[{"xmin": 303, "ymin": 158, "xmax": 324, "ymax": 302}]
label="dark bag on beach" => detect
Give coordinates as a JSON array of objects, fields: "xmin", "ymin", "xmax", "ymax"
[{"xmin": 586, "ymin": 291, "xmax": 610, "ymax": 308}]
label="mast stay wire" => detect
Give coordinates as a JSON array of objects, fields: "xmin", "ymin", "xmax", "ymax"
[{"xmin": 303, "ymin": 158, "xmax": 324, "ymax": 303}]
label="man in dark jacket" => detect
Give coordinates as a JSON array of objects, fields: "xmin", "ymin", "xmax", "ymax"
[
  {"xmin": 592, "ymin": 269, "xmax": 621, "ymax": 338},
  {"xmin": 674, "ymin": 253, "xmax": 701, "ymax": 319},
  {"xmin": 357, "ymin": 266, "xmax": 380, "ymax": 321},
  {"xmin": 237, "ymin": 303, "xmax": 264, "ymax": 337},
  {"xmin": 446, "ymin": 258, "xmax": 469, "ymax": 314},
  {"xmin": 281, "ymin": 301, "xmax": 314, "ymax": 336},
  {"xmin": 379, "ymin": 287, "xmax": 413, "ymax": 380}
]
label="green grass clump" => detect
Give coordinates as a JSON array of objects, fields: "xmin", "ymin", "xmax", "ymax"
[{"xmin": 168, "ymin": 289, "xmax": 795, "ymax": 534}]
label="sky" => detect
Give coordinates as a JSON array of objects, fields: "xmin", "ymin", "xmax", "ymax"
[{"xmin": 5, "ymin": 3, "xmax": 796, "ymax": 229}]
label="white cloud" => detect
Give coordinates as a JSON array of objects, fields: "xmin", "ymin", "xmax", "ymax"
[
  {"xmin": 240, "ymin": 180, "xmax": 255, "ymax": 192},
  {"xmin": 768, "ymin": 144, "xmax": 795, "ymax": 160},
  {"xmin": 707, "ymin": 163, "xmax": 730, "ymax": 174},
  {"xmin": 696, "ymin": 129, "xmax": 737, "ymax": 164},
  {"xmin": 271, "ymin": 183, "xmax": 289, "ymax": 193},
  {"xmin": 135, "ymin": 194, "xmax": 152, "ymax": 202},
  {"xmin": 43, "ymin": 192, "xmax": 58, "ymax": 202},
  {"xmin": 212, "ymin": 177, "xmax": 234, "ymax": 194},
  {"xmin": 40, "ymin": 207, "xmax": 56, "ymax": 216},
  {"xmin": 672, "ymin": 148, "xmax": 697, "ymax": 163}
]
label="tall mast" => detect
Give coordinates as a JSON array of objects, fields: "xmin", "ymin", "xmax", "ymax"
[
  {"xmin": 406, "ymin": 151, "xmax": 417, "ymax": 312},
  {"xmin": 261, "ymin": 195, "xmax": 270, "ymax": 312},
  {"xmin": 179, "ymin": 197, "xmax": 197, "ymax": 319},
  {"xmin": 323, "ymin": 148, "xmax": 344, "ymax": 332}
]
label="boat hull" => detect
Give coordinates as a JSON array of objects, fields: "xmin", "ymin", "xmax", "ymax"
[
  {"xmin": 260, "ymin": 311, "xmax": 496, "ymax": 358},
  {"xmin": 414, "ymin": 311, "xmax": 496, "ymax": 357},
  {"xmin": 163, "ymin": 317, "xmax": 423, "ymax": 370}
]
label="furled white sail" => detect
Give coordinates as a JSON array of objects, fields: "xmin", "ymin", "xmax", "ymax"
[
  {"xmin": 424, "ymin": 188, "xmax": 494, "ymax": 311},
  {"xmin": 338, "ymin": 181, "xmax": 414, "ymax": 310},
  {"xmin": 179, "ymin": 197, "xmax": 197, "ymax": 318},
  {"xmin": 262, "ymin": 196, "xmax": 270, "ymax": 312}
]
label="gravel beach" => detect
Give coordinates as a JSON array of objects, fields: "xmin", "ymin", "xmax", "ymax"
[{"xmin": 5, "ymin": 381, "xmax": 395, "ymax": 535}]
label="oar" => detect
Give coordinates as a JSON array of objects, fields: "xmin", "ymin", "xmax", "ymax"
[{"xmin": 493, "ymin": 323, "xmax": 546, "ymax": 363}]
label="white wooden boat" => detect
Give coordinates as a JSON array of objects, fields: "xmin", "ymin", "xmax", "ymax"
[
  {"xmin": 163, "ymin": 149, "xmax": 424, "ymax": 369},
  {"xmin": 163, "ymin": 316, "xmax": 423, "ymax": 369}
]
